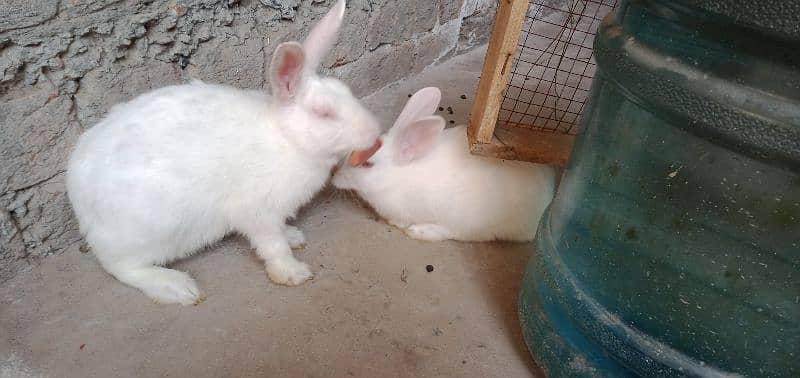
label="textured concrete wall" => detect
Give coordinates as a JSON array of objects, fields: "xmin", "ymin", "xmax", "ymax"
[{"xmin": 0, "ymin": 0, "xmax": 496, "ymax": 281}]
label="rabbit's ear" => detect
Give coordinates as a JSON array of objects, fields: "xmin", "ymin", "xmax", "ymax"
[
  {"xmin": 303, "ymin": 0, "xmax": 346, "ymax": 72},
  {"xmin": 394, "ymin": 115, "xmax": 446, "ymax": 164},
  {"xmin": 392, "ymin": 87, "xmax": 442, "ymax": 131},
  {"xmin": 270, "ymin": 42, "xmax": 306, "ymax": 103}
]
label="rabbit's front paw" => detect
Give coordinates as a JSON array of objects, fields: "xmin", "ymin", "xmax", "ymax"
[
  {"xmin": 266, "ymin": 257, "xmax": 313, "ymax": 286},
  {"xmin": 285, "ymin": 225, "xmax": 307, "ymax": 250}
]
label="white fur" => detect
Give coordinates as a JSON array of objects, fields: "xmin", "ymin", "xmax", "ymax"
[
  {"xmin": 66, "ymin": 0, "xmax": 380, "ymax": 305},
  {"xmin": 332, "ymin": 87, "xmax": 556, "ymax": 242}
]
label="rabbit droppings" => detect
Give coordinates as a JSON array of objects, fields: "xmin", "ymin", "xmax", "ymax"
[
  {"xmin": 332, "ymin": 87, "xmax": 556, "ymax": 243},
  {"xmin": 66, "ymin": 0, "xmax": 381, "ymax": 305}
]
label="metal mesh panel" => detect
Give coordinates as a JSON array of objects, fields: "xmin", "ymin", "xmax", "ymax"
[{"xmin": 497, "ymin": 0, "xmax": 618, "ymax": 134}]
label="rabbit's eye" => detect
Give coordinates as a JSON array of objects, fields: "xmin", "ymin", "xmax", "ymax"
[
  {"xmin": 360, "ymin": 161, "xmax": 374, "ymax": 168},
  {"xmin": 312, "ymin": 104, "xmax": 337, "ymax": 120}
]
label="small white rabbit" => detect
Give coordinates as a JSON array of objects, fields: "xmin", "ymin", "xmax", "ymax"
[
  {"xmin": 332, "ymin": 87, "xmax": 556, "ymax": 243},
  {"xmin": 66, "ymin": 0, "xmax": 381, "ymax": 305}
]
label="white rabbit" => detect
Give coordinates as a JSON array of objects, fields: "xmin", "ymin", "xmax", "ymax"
[
  {"xmin": 66, "ymin": 0, "xmax": 381, "ymax": 305},
  {"xmin": 332, "ymin": 87, "xmax": 556, "ymax": 243}
]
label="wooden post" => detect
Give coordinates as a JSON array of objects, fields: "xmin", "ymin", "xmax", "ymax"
[
  {"xmin": 467, "ymin": 0, "xmax": 529, "ymax": 144},
  {"xmin": 471, "ymin": 127, "xmax": 577, "ymax": 167},
  {"xmin": 466, "ymin": 0, "xmax": 578, "ymax": 168}
]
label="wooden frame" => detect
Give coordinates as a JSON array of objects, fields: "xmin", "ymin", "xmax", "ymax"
[{"xmin": 467, "ymin": 0, "xmax": 576, "ymax": 167}]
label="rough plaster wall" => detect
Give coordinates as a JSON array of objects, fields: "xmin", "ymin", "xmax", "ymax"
[
  {"xmin": 458, "ymin": 0, "xmax": 496, "ymax": 53},
  {"xmin": 0, "ymin": 0, "xmax": 496, "ymax": 281}
]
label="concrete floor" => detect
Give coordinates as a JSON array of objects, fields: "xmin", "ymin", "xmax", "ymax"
[{"xmin": 1, "ymin": 47, "xmax": 544, "ymax": 378}]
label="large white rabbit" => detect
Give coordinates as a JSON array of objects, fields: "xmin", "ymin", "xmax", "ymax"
[
  {"xmin": 66, "ymin": 0, "xmax": 380, "ymax": 305},
  {"xmin": 333, "ymin": 87, "xmax": 556, "ymax": 242}
]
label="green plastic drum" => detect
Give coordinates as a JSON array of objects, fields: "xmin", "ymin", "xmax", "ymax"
[{"xmin": 518, "ymin": 1, "xmax": 799, "ymax": 376}]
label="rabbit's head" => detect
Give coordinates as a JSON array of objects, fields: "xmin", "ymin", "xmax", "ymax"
[
  {"xmin": 271, "ymin": 0, "xmax": 380, "ymax": 159},
  {"xmin": 332, "ymin": 87, "xmax": 446, "ymax": 192}
]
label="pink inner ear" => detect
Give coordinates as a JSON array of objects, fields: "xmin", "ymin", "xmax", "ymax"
[
  {"xmin": 394, "ymin": 116, "xmax": 445, "ymax": 164},
  {"xmin": 272, "ymin": 44, "xmax": 305, "ymax": 100},
  {"xmin": 279, "ymin": 56, "xmax": 302, "ymax": 93}
]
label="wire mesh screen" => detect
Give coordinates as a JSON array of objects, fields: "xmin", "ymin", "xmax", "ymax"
[{"xmin": 497, "ymin": 0, "xmax": 617, "ymax": 135}]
